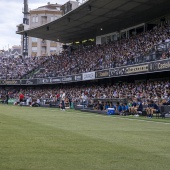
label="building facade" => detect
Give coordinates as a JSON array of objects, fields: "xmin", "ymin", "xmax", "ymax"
[
  {"xmin": 0, "ymin": 45, "xmax": 21, "ymax": 58},
  {"xmin": 28, "ymin": 3, "xmax": 63, "ymax": 56}
]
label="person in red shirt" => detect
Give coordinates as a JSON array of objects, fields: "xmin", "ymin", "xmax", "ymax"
[
  {"xmin": 19, "ymin": 93, "xmax": 24, "ymax": 102},
  {"xmin": 56, "ymin": 93, "xmax": 60, "ymax": 100}
]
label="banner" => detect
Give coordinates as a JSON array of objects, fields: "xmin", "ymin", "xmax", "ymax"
[
  {"xmin": 5, "ymin": 80, "xmax": 21, "ymax": 85},
  {"xmin": 61, "ymin": 76, "xmax": 73, "ymax": 82},
  {"xmin": 50, "ymin": 77, "xmax": 61, "ymax": 84},
  {"xmin": 110, "ymin": 64, "xmax": 149, "ymax": 77},
  {"xmin": 110, "ymin": 67, "xmax": 127, "ymax": 76},
  {"xmin": 37, "ymin": 78, "xmax": 51, "ymax": 84},
  {"xmin": 126, "ymin": 64, "xmax": 149, "ymax": 74},
  {"xmin": 96, "ymin": 70, "xmax": 110, "ymax": 78},
  {"xmin": 74, "ymin": 74, "xmax": 82, "ymax": 81},
  {"xmin": 82, "ymin": 72, "xmax": 95, "ymax": 80},
  {"xmin": 21, "ymin": 79, "xmax": 37, "ymax": 85},
  {"xmin": 149, "ymin": 59, "xmax": 170, "ymax": 72}
]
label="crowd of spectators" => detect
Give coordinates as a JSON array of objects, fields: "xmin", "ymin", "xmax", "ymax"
[
  {"xmin": 0, "ymin": 80, "xmax": 169, "ymax": 108},
  {"xmin": 0, "ymin": 56, "xmax": 48, "ymax": 79},
  {"xmin": 0, "ymin": 24, "xmax": 170, "ymax": 80},
  {"xmin": 33, "ymin": 24, "xmax": 170, "ymax": 78}
]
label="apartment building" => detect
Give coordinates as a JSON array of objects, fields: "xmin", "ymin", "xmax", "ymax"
[{"xmin": 28, "ymin": 2, "xmax": 62, "ymax": 56}]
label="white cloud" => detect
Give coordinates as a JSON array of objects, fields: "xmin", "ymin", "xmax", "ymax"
[{"xmin": 0, "ymin": 0, "xmax": 69, "ymax": 50}]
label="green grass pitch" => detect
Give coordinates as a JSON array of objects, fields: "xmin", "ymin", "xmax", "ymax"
[{"xmin": 0, "ymin": 105, "xmax": 170, "ymax": 170}]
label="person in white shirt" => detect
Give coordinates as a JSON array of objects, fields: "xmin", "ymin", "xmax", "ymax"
[{"xmin": 61, "ymin": 90, "xmax": 66, "ymax": 111}]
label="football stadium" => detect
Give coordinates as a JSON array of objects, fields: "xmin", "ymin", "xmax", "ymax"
[{"xmin": 0, "ymin": 0, "xmax": 170, "ymax": 169}]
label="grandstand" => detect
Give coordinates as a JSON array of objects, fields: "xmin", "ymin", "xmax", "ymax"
[{"xmin": 0, "ymin": 0, "xmax": 169, "ymax": 112}]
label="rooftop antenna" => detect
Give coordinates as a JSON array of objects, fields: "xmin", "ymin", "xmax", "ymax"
[{"xmin": 22, "ymin": 0, "xmax": 29, "ymax": 57}]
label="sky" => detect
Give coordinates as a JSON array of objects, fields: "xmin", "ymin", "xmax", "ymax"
[{"xmin": 0, "ymin": 0, "xmax": 69, "ymax": 50}]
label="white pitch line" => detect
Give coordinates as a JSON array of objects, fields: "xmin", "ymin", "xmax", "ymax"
[
  {"xmin": 111, "ymin": 116, "xmax": 170, "ymax": 125},
  {"xmin": 69, "ymin": 111, "xmax": 170, "ymax": 125}
]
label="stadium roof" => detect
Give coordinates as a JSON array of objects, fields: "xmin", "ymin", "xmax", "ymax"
[{"xmin": 17, "ymin": 0, "xmax": 170, "ymax": 43}]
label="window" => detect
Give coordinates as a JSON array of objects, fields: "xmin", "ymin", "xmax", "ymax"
[
  {"xmin": 35, "ymin": 16, "xmax": 38, "ymax": 23},
  {"xmin": 32, "ymin": 47, "xmax": 37, "ymax": 52},
  {"xmin": 56, "ymin": 7, "xmax": 60, "ymax": 11},
  {"xmin": 50, "ymin": 47, "xmax": 57, "ymax": 53},
  {"xmin": 32, "ymin": 37, "xmax": 37, "ymax": 42},
  {"xmin": 32, "ymin": 16, "xmax": 35, "ymax": 23},
  {"xmin": 51, "ymin": 16, "xmax": 57, "ymax": 21},
  {"xmin": 101, "ymin": 37, "xmax": 106, "ymax": 44},
  {"xmin": 107, "ymin": 36, "xmax": 111, "ymax": 43},
  {"xmin": 41, "ymin": 47, "xmax": 46, "ymax": 54},
  {"xmin": 41, "ymin": 16, "xmax": 47, "ymax": 25}
]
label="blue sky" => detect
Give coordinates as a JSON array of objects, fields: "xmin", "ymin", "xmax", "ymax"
[{"xmin": 0, "ymin": 0, "xmax": 69, "ymax": 50}]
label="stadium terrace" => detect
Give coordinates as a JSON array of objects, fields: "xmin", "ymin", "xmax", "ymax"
[{"xmin": 0, "ymin": 0, "xmax": 170, "ymax": 115}]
